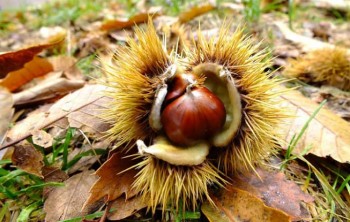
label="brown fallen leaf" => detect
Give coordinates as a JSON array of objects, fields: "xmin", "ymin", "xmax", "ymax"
[
  {"xmin": 202, "ymin": 186, "xmax": 291, "ymax": 222},
  {"xmin": 108, "ymin": 195, "xmax": 147, "ymax": 220},
  {"xmin": 279, "ymin": 87, "xmax": 350, "ymax": 163},
  {"xmin": 274, "ymin": 21, "xmax": 350, "ymax": 55},
  {"xmin": 0, "ymin": 87, "xmax": 13, "ymax": 145},
  {"xmin": 312, "ymin": 0, "xmax": 350, "ymax": 12},
  {"xmin": 231, "ymin": 168, "xmax": 314, "ymax": 221},
  {"xmin": 49, "ymin": 55, "xmax": 84, "ymax": 81},
  {"xmin": 11, "ymin": 142, "xmax": 44, "ymax": 177},
  {"xmin": 0, "ymin": 56, "xmax": 53, "ymax": 92},
  {"xmin": 44, "ymin": 170, "xmax": 99, "ymax": 222},
  {"xmin": 0, "ymin": 37, "xmax": 63, "ymax": 78},
  {"xmin": 84, "ymin": 152, "xmax": 138, "ymax": 208},
  {"xmin": 101, "ymin": 12, "xmax": 160, "ymax": 31},
  {"xmin": 32, "ymin": 130, "xmax": 53, "ymax": 148},
  {"xmin": 42, "ymin": 166, "xmax": 69, "ymax": 199},
  {"xmin": 12, "ymin": 77, "xmax": 85, "ymax": 105},
  {"xmin": 1, "ymin": 84, "xmax": 108, "ymax": 149},
  {"xmin": 65, "ymin": 96, "xmax": 111, "ymax": 137},
  {"xmin": 178, "ymin": 3, "xmax": 216, "ymax": 24}
]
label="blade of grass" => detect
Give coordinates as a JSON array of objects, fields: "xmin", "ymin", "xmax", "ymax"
[
  {"xmin": 17, "ymin": 200, "xmax": 42, "ymax": 222},
  {"xmin": 299, "ymin": 156, "xmax": 347, "ymax": 209},
  {"xmin": 0, "ymin": 168, "xmax": 9, "ymax": 176},
  {"xmin": 66, "ymin": 148, "xmax": 106, "ymax": 169},
  {"xmin": 0, "ymin": 169, "xmax": 24, "ymax": 184},
  {"xmin": 0, "ymin": 201, "xmax": 9, "ymax": 221},
  {"xmin": 0, "ymin": 184, "xmax": 18, "ymax": 199},
  {"xmin": 62, "ymin": 128, "xmax": 75, "ymax": 171},
  {"xmin": 19, "ymin": 181, "xmax": 64, "ymax": 193},
  {"xmin": 59, "ymin": 211, "xmax": 105, "ymax": 222},
  {"xmin": 288, "ymin": 0, "xmax": 296, "ymax": 30},
  {"xmin": 337, "ymin": 175, "xmax": 350, "ymax": 194},
  {"xmin": 0, "ymin": 159, "xmax": 11, "ymax": 165}
]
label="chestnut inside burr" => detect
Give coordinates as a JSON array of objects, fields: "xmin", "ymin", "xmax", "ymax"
[{"xmin": 161, "ymin": 74, "xmax": 227, "ymax": 146}]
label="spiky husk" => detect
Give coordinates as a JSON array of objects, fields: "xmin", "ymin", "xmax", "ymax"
[
  {"xmin": 102, "ymin": 21, "xmax": 286, "ymax": 213},
  {"xmin": 101, "ymin": 23, "xmax": 171, "ymax": 149},
  {"xmin": 284, "ymin": 47, "xmax": 350, "ymax": 91},
  {"xmin": 185, "ymin": 25, "xmax": 285, "ymax": 174},
  {"xmin": 132, "ymin": 156, "xmax": 226, "ymax": 213}
]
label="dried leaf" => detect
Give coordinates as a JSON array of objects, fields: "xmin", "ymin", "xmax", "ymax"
[
  {"xmin": 231, "ymin": 168, "xmax": 314, "ymax": 220},
  {"xmin": 274, "ymin": 22, "xmax": 350, "ymax": 54},
  {"xmin": 1, "ymin": 84, "xmax": 108, "ymax": 149},
  {"xmin": 0, "ymin": 56, "xmax": 53, "ymax": 92},
  {"xmin": 12, "ymin": 77, "xmax": 85, "ymax": 105},
  {"xmin": 0, "ymin": 38, "xmax": 63, "ymax": 78},
  {"xmin": 44, "ymin": 170, "xmax": 98, "ymax": 222},
  {"xmin": 11, "ymin": 143, "xmax": 44, "ymax": 177},
  {"xmin": 312, "ymin": 0, "xmax": 350, "ymax": 11},
  {"xmin": 202, "ymin": 187, "xmax": 291, "ymax": 222},
  {"xmin": 84, "ymin": 152, "xmax": 138, "ymax": 208},
  {"xmin": 65, "ymin": 96, "xmax": 111, "ymax": 137},
  {"xmin": 0, "ymin": 87, "xmax": 13, "ymax": 145},
  {"xmin": 101, "ymin": 12, "xmax": 160, "ymax": 31},
  {"xmin": 42, "ymin": 166, "xmax": 68, "ymax": 198},
  {"xmin": 178, "ymin": 3, "xmax": 216, "ymax": 24},
  {"xmin": 32, "ymin": 130, "xmax": 53, "ymax": 148},
  {"xmin": 279, "ymin": 88, "xmax": 350, "ymax": 163},
  {"xmin": 108, "ymin": 195, "xmax": 147, "ymax": 220},
  {"xmin": 49, "ymin": 55, "xmax": 84, "ymax": 80}
]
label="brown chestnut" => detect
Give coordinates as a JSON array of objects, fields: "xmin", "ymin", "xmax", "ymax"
[{"xmin": 161, "ymin": 86, "xmax": 226, "ymax": 146}]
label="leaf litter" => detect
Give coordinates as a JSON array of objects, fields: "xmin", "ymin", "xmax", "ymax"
[{"xmin": 0, "ymin": 0, "xmax": 349, "ymax": 221}]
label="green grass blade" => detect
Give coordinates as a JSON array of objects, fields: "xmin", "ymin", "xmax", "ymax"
[
  {"xmin": 17, "ymin": 200, "xmax": 42, "ymax": 222},
  {"xmin": 62, "ymin": 128, "xmax": 75, "ymax": 171},
  {"xmin": 66, "ymin": 148, "xmax": 106, "ymax": 169},
  {"xmin": 19, "ymin": 182, "xmax": 64, "ymax": 193},
  {"xmin": 0, "ymin": 169, "xmax": 24, "ymax": 184}
]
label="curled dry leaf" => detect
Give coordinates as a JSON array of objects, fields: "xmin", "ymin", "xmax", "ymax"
[
  {"xmin": 1, "ymin": 84, "xmax": 108, "ymax": 149},
  {"xmin": 101, "ymin": 11, "xmax": 160, "ymax": 31},
  {"xmin": 11, "ymin": 143, "xmax": 44, "ymax": 177},
  {"xmin": 274, "ymin": 21, "xmax": 350, "ymax": 54},
  {"xmin": 84, "ymin": 152, "xmax": 138, "ymax": 208},
  {"xmin": 202, "ymin": 187, "xmax": 291, "ymax": 222},
  {"xmin": 0, "ymin": 87, "xmax": 13, "ymax": 145},
  {"xmin": 231, "ymin": 168, "xmax": 314, "ymax": 220},
  {"xmin": 279, "ymin": 87, "xmax": 350, "ymax": 163},
  {"xmin": 108, "ymin": 195, "xmax": 147, "ymax": 220},
  {"xmin": 13, "ymin": 77, "xmax": 85, "ymax": 105},
  {"xmin": 32, "ymin": 130, "xmax": 53, "ymax": 148},
  {"xmin": 0, "ymin": 56, "xmax": 53, "ymax": 92},
  {"xmin": 178, "ymin": 3, "xmax": 216, "ymax": 24},
  {"xmin": 0, "ymin": 37, "xmax": 63, "ymax": 78},
  {"xmin": 0, "ymin": 36, "xmax": 65, "ymax": 91},
  {"xmin": 44, "ymin": 170, "xmax": 99, "ymax": 222}
]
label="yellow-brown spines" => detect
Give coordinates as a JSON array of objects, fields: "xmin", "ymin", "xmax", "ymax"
[
  {"xmin": 185, "ymin": 25, "xmax": 284, "ymax": 174},
  {"xmin": 102, "ymin": 22, "xmax": 171, "ymax": 149},
  {"xmin": 132, "ymin": 157, "xmax": 226, "ymax": 213},
  {"xmin": 284, "ymin": 47, "xmax": 350, "ymax": 91}
]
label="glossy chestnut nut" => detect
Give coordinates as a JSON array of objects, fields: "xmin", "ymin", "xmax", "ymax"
[{"xmin": 161, "ymin": 86, "xmax": 226, "ymax": 146}]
